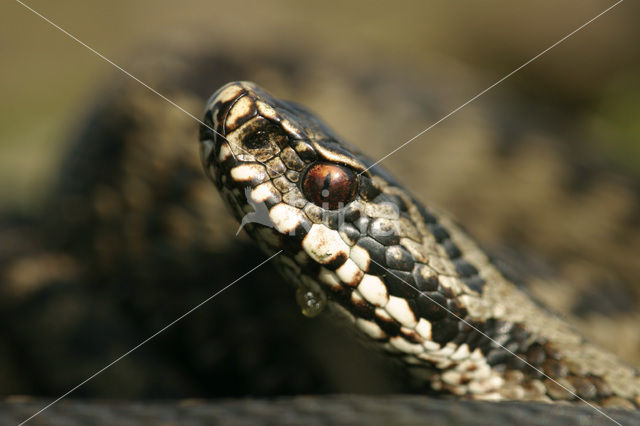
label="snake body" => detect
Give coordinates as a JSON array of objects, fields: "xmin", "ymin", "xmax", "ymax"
[{"xmin": 200, "ymin": 81, "xmax": 640, "ymax": 409}]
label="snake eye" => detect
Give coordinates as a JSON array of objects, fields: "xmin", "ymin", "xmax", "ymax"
[{"xmin": 302, "ymin": 163, "xmax": 358, "ymax": 210}]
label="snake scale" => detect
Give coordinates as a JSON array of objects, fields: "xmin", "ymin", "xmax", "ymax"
[{"xmin": 2, "ymin": 41, "xmax": 640, "ymax": 424}]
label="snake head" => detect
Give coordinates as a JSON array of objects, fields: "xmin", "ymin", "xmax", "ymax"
[
  {"xmin": 199, "ymin": 81, "xmax": 401, "ymax": 250},
  {"xmin": 200, "ymin": 80, "xmax": 473, "ymax": 340}
]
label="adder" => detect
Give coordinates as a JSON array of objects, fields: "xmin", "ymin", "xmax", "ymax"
[
  {"xmin": 199, "ymin": 80, "xmax": 640, "ymax": 409},
  {"xmin": 2, "ymin": 45, "xmax": 640, "ymax": 424}
]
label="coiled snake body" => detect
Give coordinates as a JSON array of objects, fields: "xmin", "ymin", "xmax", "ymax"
[{"xmin": 200, "ymin": 81, "xmax": 640, "ymax": 409}]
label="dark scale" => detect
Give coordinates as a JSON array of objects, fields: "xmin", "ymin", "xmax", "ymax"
[
  {"xmin": 525, "ymin": 343, "xmax": 547, "ymax": 367},
  {"xmin": 463, "ymin": 276, "xmax": 486, "ymax": 293},
  {"xmin": 227, "ymin": 108, "xmax": 258, "ymax": 134},
  {"xmin": 586, "ymin": 375, "xmax": 613, "ymax": 399},
  {"xmin": 543, "ymin": 358, "xmax": 569, "ymax": 379},
  {"xmin": 437, "ymin": 282, "xmax": 456, "ymax": 299},
  {"xmin": 401, "ymin": 328, "xmax": 424, "ymax": 344},
  {"xmin": 323, "ymin": 252, "xmax": 349, "ymax": 271},
  {"xmin": 368, "ymin": 218, "xmax": 400, "ymax": 246},
  {"xmin": 483, "ymin": 326, "xmax": 512, "ymax": 351},
  {"xmin": 428, "ymin": 223, "xmax": 450, "ymax": 242},
  {"xmin": 384, "ymin": 245, "xmax": 415, "ymax": 271},
  {"xmin": 323, "ymin": 275, "xmax": 351, "ymax": 301},
  {"xmin": 199, "ymin": 124, "xmax": 215, "ymax": 149},
  {"xmin": 382, "ymin": 270, "xmax": 418, "ymax": 299},
  {"xmin": 353, "ymin": 216, "xmax": 369, "ymax": 234},
  {"xmin": 507, "ymin": 323, "xmax": 532, "ymax": 348},
  {"xmin": 286, "ymin": 219, "xmax": 312, "ymax": 245},
  {"xmin": 357, "ymin": 175, "xmax": 381, "ymax": 200},
  {"xmin": 374, "ymin": 312, "xmax": 403, "ymax": 337},
  {"xmin": 412, "ymin": 265, "xmax": 440, "ymax": 292},
  {"xmin": 458, "ymin": 319, "xmax": 539, "ymax": 370},
  {"xmin": 338, "ymin": 222, "xmax": 361, "ymax": 246},
  {"xmin": 442, "ymin": 239, "xmax": 462, "ymax": 259},
  {"xmin": 569, "ymin": 376, "xmax": 598, "ymax": 400},
  {"xmin": 239, "ymin": 118, "xmax": 285, "ymax": 154},
  {"xmin": 334, "ymin": 288, "xmax": 376, "ymax": 322},
  {"xmin": 343, "ymin": 203, "xmax": 362, "ymax": 223},
  {"xmin": 292, "ymin": 139, "xmax": 317, "ymax": 162},
  {"xmin": 355, "ymin": 237, "xmax": 387, "ymax": 274},
  {"xmin": 464, "ymin": 327, "xmax": 489, "ymax": 353},
  {"xmin": 485, "ymin": 347, "xmax": 514, "ymax": 367},
  {"xmin": 389, "ymin": 194, "xmax": 409, "ymax": 212},
  {"xmin": 260, "ymin": 119, "xmax": 291, "ymax": 148},
  {"xmin": 202, "ymin": 107, "xmax": 215, "ymax": 128},
  {"xmin": 350, "ymin": 294, "xmax": 377, "ymax": 319},
  {"xmin": 409, "ymin": 292, "xmax": 449, "ymax": 321},
  {"xmin": 211, "ymin": 148, "xmax": 234, "ymax": 175},
  {"xmin": 505, "ymin": 350, "xmax": 529, "ymax": 371},
  {"xmin": 414, "ymin": 200, "xmax": 438, "ymax": 224},
  {"xmin": 452, "ymin": 322, "xmax": 475, "ymax": 347},
  {"xmin": 214, "ymin": 97, "xmax": 237, "ymax": 128},
  {"xmin": 453, "ymin": 259, "xmax": 479, "ymax": 278},
  {"xmin": 431, "ymin": 318, "xmax": 459, "ymax": 344},
  {"xmin": 446, "ymin": 298, "xmax": 468, "ymax": 318},
  {"xmin": 259, "ymin": 190, "xmax": 282, "ymax": 210},
  {"xmin": 321, "ymin": 210, "xmax": 341, "ymax": 230}
]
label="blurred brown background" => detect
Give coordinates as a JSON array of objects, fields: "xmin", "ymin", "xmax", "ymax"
[
  {"xmin": 2, "ymin": 0, "xmax": 639, "ymax": 210},
  {"xmin": 1, "ymin": 0, "xmax": 639, "ymax": 400}
]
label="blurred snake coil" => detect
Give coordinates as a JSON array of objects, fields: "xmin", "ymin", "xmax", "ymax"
[{"xmin": 2, "ymin": 42, "xmax": 640, "ymax": 425}]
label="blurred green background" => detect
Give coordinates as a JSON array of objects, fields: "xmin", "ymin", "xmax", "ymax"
[{"xmin": 1, "ymin": 0, "xmax": 639, "ymax": 211}]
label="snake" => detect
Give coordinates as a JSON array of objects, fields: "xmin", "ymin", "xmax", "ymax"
[
  {"xmin": 199, "ymin": 81, "xmax": 640, "ymax": 410},
  {"xmin": 3, "ymin": 44, "xmax": 640, "ymax": 424}
]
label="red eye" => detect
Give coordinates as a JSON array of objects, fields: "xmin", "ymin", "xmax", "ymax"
[{"xmin": 302, "ymin": 163, "xmax": 358, "ymax": 210}]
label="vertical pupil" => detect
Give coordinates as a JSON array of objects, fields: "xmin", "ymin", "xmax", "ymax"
[
  {"xmin": 302, "ymin": 162, "xmax": 358, "ymax": 209},
  {"xmin": 321, "ymin": 174, "xmax": 332, "ymax": 199}
]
